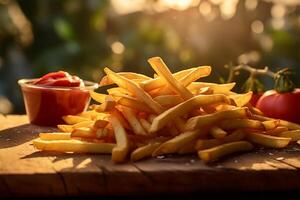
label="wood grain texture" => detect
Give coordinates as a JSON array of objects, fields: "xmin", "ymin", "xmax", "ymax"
[{"xmin": 0, "ymin": 115, "xmax": 300, "ymax": 197}]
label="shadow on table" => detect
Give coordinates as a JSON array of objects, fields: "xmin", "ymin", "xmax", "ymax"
[
  {"xmin": 1, "ymin": 191, "xmax": 300, "ymax": 200},
  {"xmin": 0, "ymin": 124, "xmax": 57, "ymax": 149}
]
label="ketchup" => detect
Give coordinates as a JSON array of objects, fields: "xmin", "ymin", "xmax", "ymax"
[
  {"xmin": 33, "ymin": 71, "xmax": 84, "ymax": 87},
  {"xmin": 19, "ymin": 71, "xmax": 96, "ymax": 126}
]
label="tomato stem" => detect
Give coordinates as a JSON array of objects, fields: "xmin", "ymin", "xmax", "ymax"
[
  {"xmin": 226, "ymin": 63, "xmax": 275, "ymax": 83},
  {"xmin": 274, "ymin": 68, "xmax": 295, "ymax": 93}
]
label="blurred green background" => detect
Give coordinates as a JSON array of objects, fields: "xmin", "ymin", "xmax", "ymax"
[{"xmin": 0, "ymin": 0, "xmax": 300, "ymax": 114}]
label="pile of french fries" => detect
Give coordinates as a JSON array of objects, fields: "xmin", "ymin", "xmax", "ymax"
[{"xmin": 33, "ymin": 57, "xmax": 300, "ymax": 163}]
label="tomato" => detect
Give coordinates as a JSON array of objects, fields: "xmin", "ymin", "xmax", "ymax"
[
  {"xmin": 256, "ymin": 89, "xmax": 300, "ymax": 124},
  {"xmin": 249, "ymin": 92, "xmax": 263, "ymax": 106},
  {"xmin": 33, "ymin": 71, "xmax": 84, "ymax": 87}
]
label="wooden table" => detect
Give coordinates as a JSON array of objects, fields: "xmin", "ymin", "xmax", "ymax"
[{"xmin": 0, "ymin": 115, "xmax": 300, "ymax": 198}]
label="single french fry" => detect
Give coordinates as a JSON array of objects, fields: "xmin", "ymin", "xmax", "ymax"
[
  {"xmin": 39, "ymin": 132, "xmax": 71, "ymax": 140},
  {"xmin": 107, "ymin": 87, "xmax": 133, "ymax": 96},
  {"xmin": 33, "ymin": 138, "xmax": 115, "ymax": 153},
  {"xmin": 188, "ymin": 82, "xmax": 236, "ymax": 94},
  {"xmin": 262, "ymin": 120, "xmax": 280, "ymax": 130},
  {"xmin": 196, "ymin": 129, "xmax": 246, "ymax": 150},
  {"xmin": 104, "ymin": 67, "xmax": 163, "ymax": 114},
  {"xmin": 219, "ymin": 119, "xmax": 264, "ymax": 130},
  {"xmin": 150, "ymin": 94, "xmax": 231, "ymax": 133},
  {"xmin": 148, "ymin": 57, "xmax": 193, "ymax": 100},
  {"xmin": 198, "ymin": 141, "xmax": 253, "ymax": 163},
  {"xmin": 152, "ymin": 129, "xmax": 204, "ymax": 156},
  {"xmin": 71, "ymin": 127, "xmax": 95, "ymax": 138},
  {"xmin": 277, "ymin": 130, "xmax": 300, "ymax": 142},
  {"xmin": 229, "ymin": 92, "xmax": 253, "ymax": 107},
  {"xmin": 179, "ymin": 66, "xmax": 212, "ymax": 87},
  {"xmin": 209, "ymin": 126, "xmax": 227, "ymax": 139},
  {"xmin": 121, "ymin": 106, "xmax": 147, "ymax": 135},
  {"xmin": 246, "ymin": 132, "xmax": 291, "ymax": 148},
  {"xmin": 89, "ymin": 91, "xmax": 108, "ymax": 104},
  {"xmin": 99, "ymin": 72, "xmax": 151, "ymax": 86},
  {"xmin": 131, "ymin": 142, "xmax": 162, "ymax": 161},
  {"xmin": 63, "ymin": 115, "xmax": 90, "ymax": 125},
  {"xmin": 110, "ymin": 115, "xmax": 129, "ymax": 163},
  {"xmin": 153, "ymin": 95, "xmax": 183, "ymax": 107},
  {"xmin": 58, "ymin": 124, "xmax": 73, "ymax": 133},
  {"xmin": 252, "ymin": 114, "xmax": 300, "ymax": 130},
  {"xmin": 185, "ymin": 107, "xmax": 248, "ymax": 131},
  {"xmin": 174, "ymin": 117, "xmax": 186, "ymax": 133},
  {"xmin": 111, "ymin": 108, "xmax": 131, "ymax": 130},
  {"xmin": 95, "ymin": 96, "xmax": 116, "ymax": 112}
]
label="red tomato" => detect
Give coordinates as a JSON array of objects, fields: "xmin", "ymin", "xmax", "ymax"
[
  {"xmin": 256, "ymin": 89, "xmax": 300, "ymax": 124},
  {"xmin": 249, "ymin": 92, "xmax": 263, "ymax": 106}
]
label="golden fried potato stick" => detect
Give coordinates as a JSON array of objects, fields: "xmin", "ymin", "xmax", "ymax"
[
  {"xmin": 196, "ymin": 129, "xmax": 246, "ymax": 150},
  {"xmin": 148, "ymin": 57, "xmax": 193, "ymax": 100},
  {"xmin": 262, "ymin": 120, "xmax": 280, "ymax": 130},
  {"xmin": 246, "ymin": 132, "xmax": 291, "ymax": 148},
  {"xmin": 229, "ymin": 91, "xmax": 253, "ymax": 107},
  {"xmin": 121, "ymin": 106, "xmax": 147, "ymax": 135},
  {"xmin": 95, "ymin": 96, "xmax": 116, "ymax": 112},
  {"xmin": 71, "ymin": 127, "xmax": 95, "ymax": 138},
  {"xmin": 252, "ymin": 114, "xmax": 300, "ymax": 130},
  {"xmin": 153, "ymin": 95, "xmax": 183, "ymax": 107},
  {"xmin": 152, "ymin": 129, "xmax": 204, "ymax": 156},
  {"xmin": 90, "ymin": 91, "xmax": 108, "ymax": 104},
  {"xmin": 104, "ymin": 67, "xmax": 163, "ymax": 114},
  {"xmin": 110, "ymin": 114, "xmax": 129, "ymax": 163},
  {"xmin": 179, "ymin": 66, "xmax": 212, "ymax": 87},
  {"xmin": 150, "ymin": 94, "xmax": 231, "ymax": 133},
  {"xmin": 188, "ymin": 82, "xmax": 236, "ymax": 95},
  {"xmin": 131, "ymin": 142, "xmax": 162, "ymax": 161},
  {"xmin": 107, "ymin": 87, "xmax": 133, "ymax": 96},
  {"xmin": 275, "ymin": 130, "xmax": 300, "ymax": 142},
  {"xmin": 33, "ymin": 138, "xmax": 115, "ymax": 153},
  {"xmin": 209, "ymin": 126, "xmax": 227, "ymax": 139},
  {"xmin": 39, "ymin": 132, "xmax": 71, "ymax": 140},
  {"xmin": 57, "ymin": 125, "xmax": 73, "ymax": 133},
  {"xmin": 185, "ymin": 107, "xmax": 248, "ymax": 131},
  {"xmin": 99, "ymin": 72, "xmax": 151, "ymax": 86},
  {"xmin": 63, "ymin": 115, "xmax": 90, "ymax": 125},
  {"xmin": 219, "ymin": 119, "xmax": 264, "ymax": 130},
  {"xmin": 198, "ymin": 141, "xmax": 253, "ymax": 163}
]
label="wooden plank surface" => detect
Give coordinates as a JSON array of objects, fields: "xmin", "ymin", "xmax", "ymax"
[{"xmin": 0, "ymin": 115, "xmax": 300, "ymax": 197}]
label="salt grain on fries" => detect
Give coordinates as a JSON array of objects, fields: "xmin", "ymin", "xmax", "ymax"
[{"xmin": 33, "ymin": 56, "xmax": 300, "ymax": 163}]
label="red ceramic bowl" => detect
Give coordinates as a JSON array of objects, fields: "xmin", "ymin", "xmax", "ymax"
[{"xmin": 18, "ymin": 79, "xmax": 98, "ymax": 126}]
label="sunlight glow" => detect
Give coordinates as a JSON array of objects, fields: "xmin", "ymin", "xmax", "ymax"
[
  {"xmin": 111, "ymin": 41, "xmax": 125, "ymax": 54},
  {"xmin": 251, "ymin": 20, "xmax": 264, "ymax": 34}
]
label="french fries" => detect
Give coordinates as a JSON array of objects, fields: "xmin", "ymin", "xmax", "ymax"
[
  {"xmin": 32, "ymin": 56, "xmax": 300, "ymax": 164},
  {"xmin": 33, "ymin": 138, "xmax": 115, "ymax": 153},
  {"xmin": 198, "ymin": 141, "xmax": 253, "ymax": 163}
]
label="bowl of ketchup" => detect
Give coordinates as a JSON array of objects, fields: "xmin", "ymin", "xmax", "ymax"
[{"xmin": 18, "ymin": 71, "xmax": 98, "ymax": 126}]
